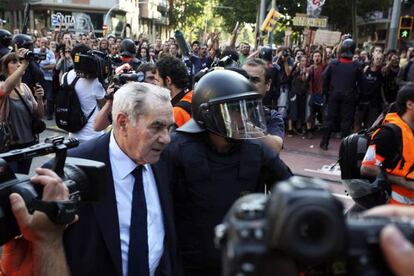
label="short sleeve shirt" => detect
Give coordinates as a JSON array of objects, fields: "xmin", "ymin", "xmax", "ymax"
[{"xmin": 362, "ymin": 126, "xmax": 402, "ymax": 170}]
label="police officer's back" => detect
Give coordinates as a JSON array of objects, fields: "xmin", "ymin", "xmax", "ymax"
[
  {"xmin": 163, "ymin": 70, "xmax": 292, "ymax": 276},
  {"xmin": 320, "ymin": 39, "xmax": 362, "ymax": 150}
]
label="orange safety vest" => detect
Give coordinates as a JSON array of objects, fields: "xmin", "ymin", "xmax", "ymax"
[
  {"xmin": 372, "ymin": 113, "xmax": 414, "ymax": 205},
  {"xmin": 173, "ymin": 91, "xmax": 193, "ymax": 128}
]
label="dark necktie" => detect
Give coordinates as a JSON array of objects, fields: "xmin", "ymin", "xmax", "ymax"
[{"xmin": 128, "ymin": 166, "xmax": 149, "ymax": 276}]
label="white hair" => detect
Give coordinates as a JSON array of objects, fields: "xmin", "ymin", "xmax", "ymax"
[{"xmin": 112, "ymin": 82, "xmax": 171, "ymax": 126}]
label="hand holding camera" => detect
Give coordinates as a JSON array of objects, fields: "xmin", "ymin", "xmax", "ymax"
[{"xmin": 32, "ymin": 83, "xmax": 44, "ymax": 100}]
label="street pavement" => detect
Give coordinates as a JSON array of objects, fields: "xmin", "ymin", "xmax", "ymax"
[{"xmin": 281, "ymin": 132, "xmax": 353, "ymax": 209}]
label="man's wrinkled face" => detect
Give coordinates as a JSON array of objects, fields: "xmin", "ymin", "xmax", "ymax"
[
  {"xmin": 243, "ymin": 64, "xmax": 270, "ymax": 96},
  {"xmin": 120, "ymin": 98, "xmax": 174, "ymax": 164}
]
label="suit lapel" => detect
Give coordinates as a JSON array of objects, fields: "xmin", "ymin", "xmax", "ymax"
[
  {"xmin": 151, "ymin": 159, "xmax": 175, "ymax": 275},
  {"xmin": 92, "ymin": 133, "xmax": 123, "ymax": 276}
]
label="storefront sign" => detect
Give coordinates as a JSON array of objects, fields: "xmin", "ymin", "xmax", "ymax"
[
  {"xmin": 51, "ymin": 13, "xmax": 75, "ymax": 26},
  {"xmin": 293, "ymin": 14, "xmax": 328, "ymax": 28}
]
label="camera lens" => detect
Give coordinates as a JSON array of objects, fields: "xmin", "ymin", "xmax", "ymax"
[{"xmin": 272, "ymin": 200, "xmax": 346, "ymax": 264}]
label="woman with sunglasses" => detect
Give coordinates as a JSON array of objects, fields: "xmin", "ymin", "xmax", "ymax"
[{"xmin": 0, "ymin": 48, "xmax": 44, "ymax": 173}]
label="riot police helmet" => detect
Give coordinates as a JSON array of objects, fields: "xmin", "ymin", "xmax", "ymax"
[
  {"xmin": 0, "ymin": 29, "xmax": 12, "ymax": 48},
  {"xmin": 259, "ymin": 46, "xmax": 273, "ymax": 62},
  {"xmin": 339, "ymin": 39, "xmax": 356, "ymax": 59},
  {"xmin": 119, "ymin": 38, "xmax": 136, "ymax": 57},
  {"xmin": 12, "ymin": 34, "xmax": 34, "ymax": 50},
  {"xmin": 178, "ymin": 69, "xmax": 267, "ymax": 139}
]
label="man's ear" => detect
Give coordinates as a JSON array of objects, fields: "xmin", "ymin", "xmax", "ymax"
[
  {"xmin": 165, "ymin": 76, "xmax": 173, "ymax": 87},
  {"xmin": 266, "ymin": 78, "xmax": 272, "ymax": 92},
  {"xmin": 407, "ymin": 100, "xmax": 414, "ymax": 111},
  {"xmin": 115, "ymin": 112, "xmax": 129, "ymax": 133}
]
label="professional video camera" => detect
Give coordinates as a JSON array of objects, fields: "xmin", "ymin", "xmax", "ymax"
[
  {"xmin": 105, "ymin": 71, "xmax": 145, "ymax": 100},
  {"xmin": 0, "ymin": 136, "xmax": 106, "ymax": 245},
  {"xmin": 23, "ymin": 50, "xmax": 46, "ymax": 61},
  {"xmin": 74, "ymin": 50, "xmax": 112, "ymax": 80},
  {"xmin": 216, "ymin": 176, "xmax": 414, "ymax": 276}
]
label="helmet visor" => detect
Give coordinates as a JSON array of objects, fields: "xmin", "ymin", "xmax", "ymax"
[{"xmin": 212, "ymin": 99, "xmax": 267, "ymax": 139}]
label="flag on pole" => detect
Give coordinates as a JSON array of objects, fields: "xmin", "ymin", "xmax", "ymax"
[{"xmin": 307, "ymin": 0, "xmax": 326, "ymax": 18}]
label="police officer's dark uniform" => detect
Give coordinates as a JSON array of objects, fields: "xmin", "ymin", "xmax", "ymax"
[
  {"xmin": 11, "ymin": 34, "xmax": 46, "ymax": 90},
  {"xmin": 163, "ymin": 70, "xmax": 292, "ymax": 276},
  {"xmin": 320, "ymin": 39, "xmax": 362, "ymax": 150}
]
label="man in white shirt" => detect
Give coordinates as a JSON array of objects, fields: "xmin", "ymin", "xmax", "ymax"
[
  {"xmin": 63, "ymin": 44, "xmax": 106, "ymax": 142},
  {"xmin": 35, "ymin": 37, "xmax": 56, "ymax": 120},
  {"xmin": 61, "ymin": 82, "xmax": 181, "ymax": 276}
]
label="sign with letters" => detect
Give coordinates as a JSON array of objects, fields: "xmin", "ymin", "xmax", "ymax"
[
  {"xmin": 51, "ymin": 13, "xmax": 75, "ymax": 26},
  {"xmin": 293, "ymin": 14, "xmax": 328, "ymax": 28},
  {"xmin": 313, "ymin": 29, "xmax": 341, "ymax": 46}
]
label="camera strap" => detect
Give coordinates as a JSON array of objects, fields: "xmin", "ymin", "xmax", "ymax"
[{"xmin": 30, "ymin": 199, "xmax": 77, "ymax": 225}]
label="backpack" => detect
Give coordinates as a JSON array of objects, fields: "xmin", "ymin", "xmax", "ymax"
[
  {"xmin": 55, "ymin": 73, "xmax": 96, "ymax": 133},
  {"xmin": 339, "ymin": 118, "xmax": 401, "ymax": 180}
]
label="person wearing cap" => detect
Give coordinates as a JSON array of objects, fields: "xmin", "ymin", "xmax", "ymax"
[
  {"xmin": 163, "ymin": 70, "xmax": 292, "ymax": 276},
  {"xmin": 361, "ymin": 83, "xmax": 414, "ymax": 205}
]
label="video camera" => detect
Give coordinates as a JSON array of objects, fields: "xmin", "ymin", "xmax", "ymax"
[
  {"xmin": 105, "ymin": 71, "xmax": 145, "ymax": 100},
  {"xmin": 0, "ymin": 136, "xmax": 106, "ymax": 245},
  {"xmin": 23, "ymin": 50, "xmax": 46, "ymax": 62},
  {"xmin": 74, "ymin": 50, "xmax": 112, "ymax": 80},
  {"xmin": 216, "ymin": 176, "xmax": 414, "ymax": 276}
]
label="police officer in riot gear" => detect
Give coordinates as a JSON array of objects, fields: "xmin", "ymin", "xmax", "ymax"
[
  {"xmin": 164, "ymin": 69, "xmax": 292, "ymax": 276},
  {"xmin": 0, "ymin": 29, "xmax": 12, "ymax": 58},
  {"xmin": 11, "ymin": 34, "xmax": 46, "ymax": 89},
  {"xmin": 320, "ymin": 38, "xmax": 362, "ymax": 150},
  {"xmin": 119, "ymin": 38, "xmax": 141, "ymax": 70}
]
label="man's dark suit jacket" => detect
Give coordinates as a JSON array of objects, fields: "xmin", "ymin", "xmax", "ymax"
[{"xmin": 63, "ymin": 132, "xmax": 180, "ymax": 276}]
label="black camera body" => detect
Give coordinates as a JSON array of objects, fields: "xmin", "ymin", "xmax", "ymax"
[
  {"xmin": 74, "ymin": 50, "xmax": 112, "ymax": 80},
  {"xmin": 24, "ymin": 51, "xmax": 46, "ymax": 61},
  {"xmin": 105, "ymin": 71, "xmax": 145, "ymax": 100},
  {"xmin": 0, "ymin": 136, "xmax": 106, "ymax": 245},
  {"xmin": 217, "ymin": 177, "xmax": 414, "ymax": 276},
  {"xmin": 282, "ymin": 49, "xmax": 289, "ymax": 58}
]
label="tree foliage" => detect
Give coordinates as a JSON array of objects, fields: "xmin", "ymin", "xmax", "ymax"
[
  {"xmin": 215, "ymin": 0, "xmax": 257, "ymax": 32},
  {"xmin": 321, "ymin": 0, "xmax": 391, "ymax": 32}
]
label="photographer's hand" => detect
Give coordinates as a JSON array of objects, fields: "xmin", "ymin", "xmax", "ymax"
[
  {"xmin": 364, "ymin": 205, "xmax": 414, "ymax": 276},
  {"xmin": 1, "ymin": 168, "xmax": 74, "ymax": 276}
]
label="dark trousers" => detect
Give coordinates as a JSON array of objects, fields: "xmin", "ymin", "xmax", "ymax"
[
  {"xmin": 321, "ymin": 92, "xmax": 356, "ymax": 146},
  {"xmin": 44, "ymin": 80, "xmax": 54, "ymax": 117}
]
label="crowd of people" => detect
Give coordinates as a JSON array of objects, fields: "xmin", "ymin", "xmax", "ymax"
[{"xmin": 0, "ymin": 24, "xmax": 414, "ymax": 276}]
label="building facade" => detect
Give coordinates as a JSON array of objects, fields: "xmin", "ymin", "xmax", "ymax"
[{"xmin": 0, "ymin": 0, "xmax": 172, "ymax": 40}]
